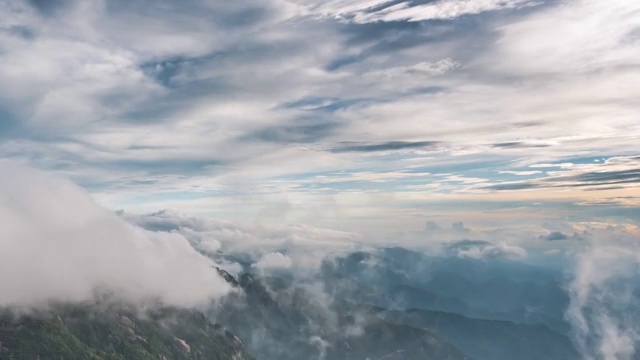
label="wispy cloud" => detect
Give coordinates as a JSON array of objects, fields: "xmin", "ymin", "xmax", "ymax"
[
  {"xmin": 305, "ymin": 0, "xmax": 541, "ymax": 23},
  {"xmin": 481, "ymin": 156, "xmax": 640, "ymax": 192},
  {"xmin": 331, "ymin": 140, "xmax": 439, "ymax": 153},
  {"xmin": 567, "ymin": 229, "xmax": 640, "ymax": 360}
]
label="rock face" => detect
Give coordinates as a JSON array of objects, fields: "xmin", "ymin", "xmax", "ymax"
[
  {"xmin": 174, "ymin": 337, "xmax": 191, "ymax": 353},
  {"xmin": 119, "ymin": 315, "xmax": 135, "ymax": 330},
  {"xmin": 0, "ymin": 306, "xmax": 254, "ymax": 360}
]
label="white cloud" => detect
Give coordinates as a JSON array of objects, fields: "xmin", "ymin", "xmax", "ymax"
[
  {"xmin": 364, "ymin": 58, "xmax": 461, "ymax": 79},
  {"xmin": 499, "ymin": 171, "xmax": 542, "ymax": 176},
  {"xmin": 120, "ymin": 209, "xmax": 362, "ymax": 270},
  {"xmin": 455, "ymin": 241, "xmax": 527, "ymax": 260},
  {"xmin": 477, "ymin": 156, "xmax": 640, "ymax": 193},
  {"xmin": 529, "ymin": 163, "xmax": 575, "ymax": 169},
  {"xmin": 302, "ymin": 0, "xmax": 395, "ymax": 18},
  {"xmin": 495, "ymin": 0, "xmax": 640, "ymax": 74},
  {"xmin": 544, "ymin": 249, "xmax": 562, "ymax": 256},
  {"xmin": 0, "ymin": 164, "xmax": 231, "ymax": 309},
  {"xmin": 124, "ymin": 211, "xmax": 559, "ymax": 264},
  {"xmin": 307, "ymin": 0, "xmax": 538, "ymax": 23},
  {"xmin": 254, "ymin": 252, "xmax": 294, "ymax": 270},
  {"xmin": 566, "ymin": 228, "xmax": 640, "ymax": 360}
]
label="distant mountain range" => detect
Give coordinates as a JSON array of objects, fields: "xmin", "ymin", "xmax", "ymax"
[
  {"xmin": 211, "ymin": 248, "xmax": 578, "ymax": 360},
  {"xmin": 320, "ymin": 248, "xmax": 571, "ymax": 332},
  {"xmin": 378, "ymin": 308, "xmax": 578, "ymax": 360}
]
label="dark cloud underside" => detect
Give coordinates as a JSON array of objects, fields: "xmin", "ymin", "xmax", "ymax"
[{"xmin": 331, "ymin": 141, "xmax": 439, "ymax": 153}]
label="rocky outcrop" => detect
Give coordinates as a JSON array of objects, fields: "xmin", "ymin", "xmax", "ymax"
[{"xmin": 174, "ymin": 337, "xmax": 191, "ymax": 353}]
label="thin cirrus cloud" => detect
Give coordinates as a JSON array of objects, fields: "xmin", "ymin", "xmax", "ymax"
[
  {"xmin": 331, "ymin": 140, "xmax": 440, "ymax": 153},
  {"xmin": 479, "ymin": 156, "xmax": 640, "ymax": 194},
  {"xmin": 304, "ymin": 0, "xmax": 540, "ymax": 23}
]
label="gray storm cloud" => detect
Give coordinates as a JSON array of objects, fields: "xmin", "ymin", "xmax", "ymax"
[{"xmin": 0, "ymin": 164, "xmax": 231, "ymax": 308}]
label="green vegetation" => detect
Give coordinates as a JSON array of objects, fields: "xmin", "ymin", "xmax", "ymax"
[{"xmin": 0, "ymin": 306, "xmax": 253, "ymax": 360}]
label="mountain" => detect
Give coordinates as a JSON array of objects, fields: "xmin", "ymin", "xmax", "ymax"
[
  {"xmin": 314, "ymin": 249, "xmax": 578, "ymax": 360},
  {"xmin": 320, "ymin": 248, "xmax": 570, "ymax": 332},
  {"xmin": 377, "ymin": 307, "xmax": 579, "ymax": 360},
  {"xmin": 213, "ymin": 269, "xmax": 469, "ymax": 360},
  {"xmin": 0, "ymin": 305, "xmax": 253, "ymax": 360},
  {"xmin": 211, "ymin": 245, "xmax": 579, "ymax": 360}
]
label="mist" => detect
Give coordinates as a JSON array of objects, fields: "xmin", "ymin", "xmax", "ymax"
[{"xmin": 566, "ymin": 230, "xmax": 640, "ymax": 360}]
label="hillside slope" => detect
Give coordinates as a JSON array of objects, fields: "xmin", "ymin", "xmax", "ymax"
[{"xmin": 0, "ymin": 306, "xmax": 253, "ymax": 360}]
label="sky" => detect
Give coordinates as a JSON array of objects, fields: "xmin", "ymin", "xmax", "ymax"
[{"xmin": 0, "ymin": 0, "xmax": 639, "ymax": 235}]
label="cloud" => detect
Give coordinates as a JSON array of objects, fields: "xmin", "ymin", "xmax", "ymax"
[
  {"xmin": 243, "ymin": 122, "xmax": 342, "ymax": 144},
  {"xmin": 565, "ymin": 228, "xmax": 640, "ymax": 360},
  {"xmin": 425, "ymin": 221, "xmax": 442, "ymax": 231},
  {"xmin": 364, "ymin": 58, "xmax": 461, "ymax": 78},
  {"xmin": 492, "ymin": 141, "xmax": 550, "ymax": 149},
  {"xmin": 122, "ymin": 212, "xmax": 611, "ymax": 267},
  {"xmin": 540, "ymin": 231, "xmax": 569, "ymax": 241},
  {"xmin": 0, "ymin": 164, "xmax": 231, "ymax": 309},
  {"xmin": 254, "ymin": 252, "xmax": 294, "ymax": 270},
  {"xmin": 308, "ymin": 0, "xmax": 539, "ymax": 23},
  {"xmin": 120, "ymin": 209, "xmax": 362, "ymax": 270},
  {"xmin": 498, "ymin": 170, "xmax": 542, "ymax": 176},
  {"xmin": 451, "ymin": 221, "xmax": 470, "ymax": 232},
  {"xmin": 544, "ymin": 249, "xmax": 562, "ymax": 256},
  {"xmin": 494, "ymin": 0, "xmax": 640, "ymax": 74},
  {"xmin": 444, "ymin": 239, "xmax": 527, "ymax": 259},
  {"xmin": 331, "ymin": 140, "xmax": 439, "ymax": 153},
  {"xmin": 480, "ymin": 156, "xmax": 640, "ymax": 193},
  {"xmin": 28, "ymin": 0, "xmax": 69, "ymax": 15}
]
